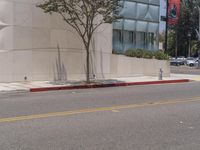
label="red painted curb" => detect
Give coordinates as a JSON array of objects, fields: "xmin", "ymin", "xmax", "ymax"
[{"xmin": 30, "ymin": 79, "xmax": 190, "ymax": 92}]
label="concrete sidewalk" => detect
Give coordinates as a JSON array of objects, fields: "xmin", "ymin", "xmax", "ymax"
[{"xmin": 0, "ymin": 74, "xmax": 198, "ymax": 93}]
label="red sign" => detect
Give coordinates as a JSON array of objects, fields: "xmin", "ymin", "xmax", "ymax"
[{"xmin": 168, "ymin": 0, "xmax": 181, "ymax": 26}]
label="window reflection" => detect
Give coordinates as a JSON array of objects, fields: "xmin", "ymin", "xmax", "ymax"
[
  {"xmin": 124, "ymin": 30, "xmax": 136, "ymax": 50},
  {"xmin": 113, "ymin": 30, "xmax": 123, "ymax": 52},
  {"xmin": 113, "ymin": 0, "xmax": 160, "ymax": 52}
]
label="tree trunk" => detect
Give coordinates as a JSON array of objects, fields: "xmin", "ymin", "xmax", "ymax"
[{"xmin": 86, "ymin": 47, "xmax": 90, "ymax": 83}]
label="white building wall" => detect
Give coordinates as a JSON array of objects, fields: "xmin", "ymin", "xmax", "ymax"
[
  {"xmin": 0, "ymin": 0, "xmax": 169, "ymax": 82},
  {"xmin": 0, "ymin": 0, "xmax": 113, "ymax": 82}
]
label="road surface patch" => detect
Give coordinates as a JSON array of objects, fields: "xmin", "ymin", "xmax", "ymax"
[{"xmin": 0, "ymin": 96, "xmax": 200, "ymax": 124}]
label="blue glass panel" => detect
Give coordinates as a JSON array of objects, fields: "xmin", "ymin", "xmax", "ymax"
[
  {"xmin": 113, "ymin": 29, "xmax": 123, "ymax": 51},
  {"xmin": 124, "ymin": 31, "xmax": 135, "ymax": 50},
  {"xmin": 148, "ymin": 22, "xmax": 159, "ymax": 33},
  {"xmin": 136, "ymin": 21, "xmax": 148, "ymax": 32},
  {"xmin": 124, "ymin": 20, "xmax": 136, "ymax": 31},
  {"xmin": 112, "ymin": 0, "xmax": 160, "ymax": 52},
  {"xmin": 148, "ymin": 5, "xmax": 159, "ymax": 22},
  {"xmin": 120, "ymin": 1, "xmax": 136, "ymax": 19},
  {"xmin": 149, "ymin": 0, "xmax": 160, "ymax": 5},
  {"xmin": 136, "ymin": 3, "xmax": 148, "ymax": 20},
  {"xmin": 113, "ymin": 19, "xmax": 123, "ymax": 30},
  {"xmin": 133, "ymin": 0, "xmax": 149, "ymax": 4}
]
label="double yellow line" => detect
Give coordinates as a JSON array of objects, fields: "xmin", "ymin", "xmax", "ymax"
[{"xmin": 0, "ymin": 96, "xmax": 200, "ymax": 123}]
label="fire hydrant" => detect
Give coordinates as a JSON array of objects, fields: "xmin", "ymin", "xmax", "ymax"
[{"xmin": 159, "ymin": 68, "xmax": 163, "ymax": 80}]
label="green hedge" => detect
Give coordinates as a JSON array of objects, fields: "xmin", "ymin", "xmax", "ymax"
[
  {"xmin": 124, "ymin": 49, "xmax": 169, "ymax": 60},
  {"xmin": 154, "ymin": 50, "xmax": 170, "ymax": 60},
  {"xmin": 112, "ymin": 49, "xmax": 124, "ymax": 55}
]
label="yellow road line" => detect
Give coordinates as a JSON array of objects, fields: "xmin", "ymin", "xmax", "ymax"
[
  {"xmin": 111, "ymin": 110, "xmax": 120, "ymax": 113},
  {"xmin": 0, "ymin": 96, "xmax": 200, "ymax": 123}
]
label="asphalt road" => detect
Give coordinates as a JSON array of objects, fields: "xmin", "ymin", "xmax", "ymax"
[{"xmin": 1, "ymin": 82, "xmax": 200, "ymax": 150}]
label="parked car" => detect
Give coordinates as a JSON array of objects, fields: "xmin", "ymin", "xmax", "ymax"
[
  {"xmin": 170, "ymin": 58, "xmax": 183, "ymax": 66},
  {"xmin": 186, "ymin": 57, "xmax": 196, "ymax": 67},
  {"xmin": 177, "ymin": 56, "xmax": 186, "ymax": 65},
  {"xmin": 195, "ymin": 58, "xmax": 199, "ymax": 67}
]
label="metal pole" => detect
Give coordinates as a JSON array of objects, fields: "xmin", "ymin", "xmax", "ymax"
[
  {"xmin": 165, "ymin": 0, "xmax": 169, "ymax": 52},
  {"xmin": 198, "ymin": 7, "xmax": 200, "ymax": 68},
  {"xmin": 175, "ymin": 28, "xmax": 178, "ymax": 58}
]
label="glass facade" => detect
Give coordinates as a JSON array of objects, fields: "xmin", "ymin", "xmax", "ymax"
[{"xmin": 113, "ymin": 0, "xmax": 160, "ymax": 52}]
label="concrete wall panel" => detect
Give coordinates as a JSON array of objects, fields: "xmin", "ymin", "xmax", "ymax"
[
  {"xmin": 12, "ymin": 50, "xmax": 33, "ymax": 81},
  {"xmin": 32, "ymin": 28, "xmax": 50, "ymax": 49},
  {"xmin": 110, "ymin": 55, "xmax": 170, "ymax": 78},
  {"xmin": 32, "ymin": 6, "xmax": 50, "ymax": 28},
  {"xmin": 14, "ymin": 2, "xmax": 32, "ymax": 27},
  {"xmin": 0, "ymin": 0, "xmax": 170, "ymax": 82},
  {"xmin": 13, "ymin": 26, "xmax": 32, "ymax": 49},
  {"xmin": 0, "ymin": 51, "xmax": 13, "ymax": 82},
  {"xmin": 0, "ymin": 1, "xmax": 13, "ymax": 25},
  {"xmin": 0, "ymin": 27, "xmax": 13, "ymax": 50}
]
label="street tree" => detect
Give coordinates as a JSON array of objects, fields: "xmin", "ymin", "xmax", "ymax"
[
  {"xmin": 167, "ymin": 0, "xmax": 200, "ymax": 57},
  {"xmin": 166, "ymin": 31, "xmax": 176, "ymax": 56},
  {"xmin": 37, "ymin": 0, "xmax": 120, "ymax": 83}
]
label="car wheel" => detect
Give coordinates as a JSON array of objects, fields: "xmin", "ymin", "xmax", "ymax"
[{"xmin": 189, "ymin": 64, "xmax": 194, "ymax": 67}]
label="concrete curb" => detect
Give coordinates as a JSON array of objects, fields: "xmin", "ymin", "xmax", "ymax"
[
  {"xmin": 0, "ymin": 89, "xmax": 29, "ymax": 94},
  {"xmin": 30, "ymin": 79, "xmax": 190, "ymax": 92}
]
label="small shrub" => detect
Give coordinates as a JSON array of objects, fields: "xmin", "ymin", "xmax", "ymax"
[
  {"xmin": 125, "ymin": 49, "xmax": 133, "ymax": 56},
  {"xmin": 135, "ymin": 49, "xmax": 144, "ymax": 58},
  {"xmin": 125, "ymin": 49, "xmax": 136, "ymax": 57},
  {"xmin": 143, "ymin": 51, "xmax": 154, "ymax": 59},
  {"xmin": 154, "ymin": 50, "xmax": 169, "ymax": 60},
  {"xmin": 116, "ymin": 48, "xmax": 169, "ymax": 60},
  {"xmin": 112, "ymin": 49, "xmax": 124, "ymax": 55}
]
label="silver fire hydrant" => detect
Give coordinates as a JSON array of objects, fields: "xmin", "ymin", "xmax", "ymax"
[{"xmin": 159, "ymin": 68, "xmax": 163, "ymax": 80}]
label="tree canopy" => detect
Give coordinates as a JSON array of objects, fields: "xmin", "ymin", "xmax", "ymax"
[{"xmin": 166, "ymin": 0, "xmax": 200, "ymax": 57}]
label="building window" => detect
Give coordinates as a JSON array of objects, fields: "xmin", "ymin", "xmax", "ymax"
[
  {"xmin": 123, "ymin": 30, "xmax": 136, "ymax": 50},
  {"xmin": 147, "ymin": 33, "xmax": 154, "ymax": 50},
  {"xmin": 113, "ymin": 0, "xmax": 159, "ymax": 52},
  {"xmin": 113, "ymin": 29, "xmax": 123, "ymax": 51},
  {"xmin": 136, "ymin": 32, "xmax": 147, "ymax": 49}
]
